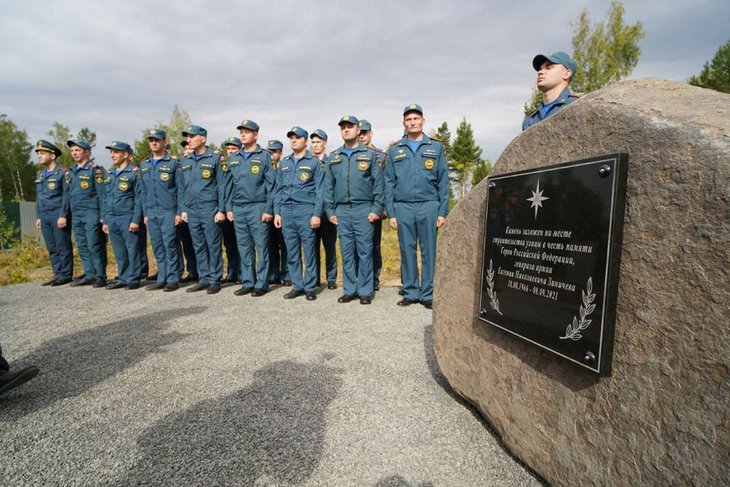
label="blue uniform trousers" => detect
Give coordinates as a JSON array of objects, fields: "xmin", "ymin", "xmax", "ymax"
[
  {"xmin": 395, "ymin": 200, "xmax": 439, "ymax": 302},
  {"xmin": 147, "ymin": 210, "xmax": 180, "ymax": 284},
  {"xmin": 108, "ymin": 214, "xmax": 141, "ymax": 285},
  {"xmin": 187, "ymin": 208, "xmax": 222, "ymax": 285},
  {"xmin": 177, "ymin": 222, "xmax": 197, "ymax": 277},
  {"xmin": 372, "ymin": 219, "xmax": 383, "ymax": 285},
  {"xmin": 221, "ymin": 219, "xmax": 241, "ymax": 280},
  {"xmin": 137, "ymin": 222, "xmax": 148, "ymax": 278},
  {"xmin": 233, "ymin": 203, "xmax": 270, "ymax": 290},
  {"xmin": 72, "ymin": 211, "xmax": 106, "ymax": 279},
  {"xmin": 316, "ymin": 217, "xmax": 338, "ymax": 285},
  {"xmin": 267, "ymin": 223, "xmax": 289, "ymax": 283},
  {"xmin": 40, "ymin": 215, "xmax": 73, "ymax": 280},
  {"xmin": 280, "ymin": 203, "xmax": 317, "ymax": 293},
  {"xmin": 336, "ymin": 203, "xmax": 374, "ymax": 297}
]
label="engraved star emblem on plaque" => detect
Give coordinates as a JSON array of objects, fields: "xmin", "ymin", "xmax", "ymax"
[{"xmin": 527, "ymin": 179, "xmax": 549, "ymax": 219}]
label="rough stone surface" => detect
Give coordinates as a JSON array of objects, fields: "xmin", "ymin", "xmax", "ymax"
[{"xmin": 433, "ymin": 79, "xmax": 729, "ymax": 486}]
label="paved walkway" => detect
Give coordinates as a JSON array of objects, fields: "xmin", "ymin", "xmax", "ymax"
[{"xmin": 0, "ymin": 283, "xmax": 542, "ymax": 486}]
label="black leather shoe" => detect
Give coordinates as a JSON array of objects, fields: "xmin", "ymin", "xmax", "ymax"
[
  {"xmin": 42, "ymin": 278, "xmax": 56, "ymax": 286},
  {"xmin": 207, "ymin": 283, "xmax": 221, "ymax": 294},
  {"xmin": 337, "ymin": 294, "xmax": 358, "ymax": 303},
  {"xmin": 146, "ymin": 282, "xmax": 166, "ymax": 291},
  {"xmin": 221, "ymin": 276, "xmax": 237, "ymax": 284},
  {"xmin": 71, "ymin": 277, "xmax": 94, "ymax": 287},
  {"xmin": 305, "ymin": 292, "xmax": 317, "ymax": 301},
  {"xmin": 283, "ymin": 289, "xmax": 304, "ymax": 299},
  {"xmin": 92, "ymin": 277, "xmax": 107, "ymax": 288},
  {"xmin": 397, "ymin": 298, "xmax": 418, "ymax": 306},
  {"xmin": 327, "ymin": 281, "xmax": 337, "ymax": 290},
  {"xmin": 51, "ymin": 278, "xmax": 72, "ymax": 287},
  {"xmin": 268, "ymin": 278, "xmax": 282, "ymax": 285},
  {"xmin": 374, "ymin": 281, "xmax": 380, "ymax": 291},
  {"xmin": 180, "ymin": 274, "xmax": 198, "ymax": 284},
  {"xmin": 164, "ymin": 283, "xmax": 180, "ymax": 292},
  {"xmin": 126, "ymin": 283, "xmax": 140, "ymax": 290},
  {"xmin": 145, "ymin": 273, "xmax": 158, "ymax": 281},
  {"xmin": 360, "ymin": 297, "xmax": 372, "ymax": 305},
  {"xmin": 186, "ymin": 283, "xmax": 209, "ymax": 292},
  {"xmin": 0, "ymin": 366, "xmax": 40, "ymax": 396},
  {"xmin": 421, "ymin": 300, "xmax": 433, "ymax": 309},
  {"xmin": 106, "ymin": 281, "xmax": 126, "ymax": 290},
  {"xmin": 282, "ymin": 280, "xmax": 293, "ymax": 287},
  {"xmin": 234, "ymin": 287, "xmax": 253, "ymax": 296},
  {"xmin": 72, "ymin": 273, "xmax": 86, "ymax": 282},
  {"xmin": 251, "ymin": 288, "xmax": 267, "ymax": 297}
]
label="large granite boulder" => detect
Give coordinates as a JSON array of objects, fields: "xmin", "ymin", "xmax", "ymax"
[{"xmin": 433, "ymin": 79, "xmax": 729, "ymax": 486}]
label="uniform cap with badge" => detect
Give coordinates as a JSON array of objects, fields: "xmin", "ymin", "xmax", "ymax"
[
  {"xmin": 105, "ymin": 141, "xmax": 134, "ymax": 154},
  {"xmin": 310, "ymin": 129, "xmax": 328, "ymax": 141},
  {"xmin": 286, "ymin": 126, "xmax": 308, "ymax": 138},
  {"xmin": 66, "ymin": 139, "xmax": 92, "ymax": 151},
  {"xmin": 532, "ymin": 51, "xmax": 577, "ymax": 80},
  {"xmin": 146, "ymin": 128, "xmax": 167, "ymax": 140},
  {"xmin": 224, "ymin": 136, "xmax": 242, "ymax": 148},
  {"xmin": 35, "ymin": 139, "xmax": 62, "ymax": 157},
  {"xmin": 338, "ymin": 115, "xmax": 359, "ymax": 126},
  {"xmin": 358, "ymin": 119, "xmax": 372, "ymax": 131},
  {"xmin": 236, "ymin": 119, "xmax": 260, "ymax": 132},
  {"xmin": 403, "ymin": 104, "xmax": 423, "ymax": 116},
  {"xmin": 267, "ymin": 140, "xmax": 283, "ymax": 151},
  {"xmin": 181, "ymin": 125, "xmax": 207, "ymax": 137}
]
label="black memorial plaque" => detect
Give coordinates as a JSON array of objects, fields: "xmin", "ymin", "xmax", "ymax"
[{"xmin": 479, "ymin": 154, "xmax": 628, "ymax": 375}]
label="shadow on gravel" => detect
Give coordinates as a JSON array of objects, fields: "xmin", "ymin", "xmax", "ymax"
[
  {"xmin": 422, "ymin": 324, "xmax": 548, "ymax": 486},
  {"xmin": 0, "ymin": 307, "xmax": 203, "ymax": 421},
  {"xmin": 375, "ymin": 474, "xmax": 434, "ymax": 486},
  {"xmin": 120, "ymin": 358, "xmax": 343, "ymax": 485}
]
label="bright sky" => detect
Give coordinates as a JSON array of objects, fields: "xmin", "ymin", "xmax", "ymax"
[{"xmin": 1, "ymin": 0, "xmax": 727, "ymax": 163}]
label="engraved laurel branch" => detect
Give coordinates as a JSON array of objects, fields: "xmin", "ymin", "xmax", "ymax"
[
  {"xmin": 486, "ymin": 259, "xmax": 503, "ymax": 316},
  {"xmin": 559, "ymin": 277, "xmax": 596, "ymax": 341}
]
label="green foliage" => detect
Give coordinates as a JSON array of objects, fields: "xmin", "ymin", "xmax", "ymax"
[
  {"xmin": 689, "ymin": 38, "xmax": 730, "ymax": 93},
  {"xmin": 77, "ymin": 127, "xmax": 97, "ymax": 148},
  {"xmin": 0, "ymin": 208, "xmax": 18, "ymax": 251},
  {"xmin": 471, "ymin": 159, "xmax": 493, "ymax": 187},
  {"xmin": 0, "ymin": 115, "xmax": 35, "ymax": 201},
  {"xmin": 133, "ymin": 105, "xmax": 192, "ymax": 163},
  {"xmin": 450, "ymin": 118, "xmax": 483, "ymax": 201},
  {"xmin": 0, "ymin": 236, "xmax": 48, "ymax": 285},
  {"xmin": 524, "ymin": 88, "xmax": 543, "ymax": 116},
  {"xmin": 570, "ymin": 0, "xmax": 645, "ymax": 94},
  {"xmin": 46, "ymin": 122, "xmax": 73, "ymax": 167},
  {"xmin": 428, "ymin": 121, "xmax": 451, "ymax": 160}
]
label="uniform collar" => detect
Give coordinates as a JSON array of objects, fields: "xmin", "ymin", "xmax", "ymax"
[
  {"xmin": 398, "ymin": 133, "xmax": 431, "ymax": 146},
  {"xmin": 544, "ymin": 87, "xmax": 573, "ymax": 107},
  {"xmin": 334, "ymin": 142, "xmax": 367, "ymax": 155},
  {"xmin": 287, "ymin": 150, "xmax": 313, "ymax": 161}
]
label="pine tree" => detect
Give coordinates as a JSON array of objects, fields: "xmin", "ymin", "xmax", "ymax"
[
  {"xmin": 689, "ymin": 39, "xmax": 730, "ymax": 93},
  {"xmin": 450, "ymin": 118, "xmax": 483, "ymax": 201}
]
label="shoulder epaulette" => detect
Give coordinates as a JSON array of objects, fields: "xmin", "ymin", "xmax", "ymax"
[
  {"xmin": 429, "ymin": 134, "xmax": 442, "ymax": 142},
  {"xmin": 525, "ymin": 109, "xmax": 538, "ymax": 118},
  {"xmin": 568, "ymin": 93, "xmax": 581, "ymax": 99}
]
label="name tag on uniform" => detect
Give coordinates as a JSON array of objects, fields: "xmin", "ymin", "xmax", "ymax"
[
  {"xmin": 393, "ymin": 153, "xmax": 407, "ymax": 161},
  {"xmin": 141, "ymin": 167, "xmax": 151, "ymax": 173},
  {"xmin": 181, "ymin": 164, "xmax": 192, "ymax": 171}
]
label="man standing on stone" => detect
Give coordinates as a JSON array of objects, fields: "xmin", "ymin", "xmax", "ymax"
[
  {"xmin": 384, "ymin": 104, "xmax": 449, "ymax": 309},
  {"xmin": 266, "ymin": 139, "xmax": 290, "ymax": 286},
  {"xmin": 139, "ymin": 129, "xmax": 181, "ymax": 292},
  {"xmin": 324, "ymin": 116, "xmax": 384, "ymax": 305},
  {"xmin": 225, "ymin": 120, "xmax": 274, "ymax": 297},
  {"xmin": 178, "ymin": 125, "xmax": 227, "ymax": 294},
  {"xmin": 64, "ymin": 139, "xmax": 107, "ymax": 288},
  {"xmin": 34, "ymin": 140, "xmax": 74, "ymax": 286},
  {"xmin": 522, "ymin": 51, "xmax": 580, "ymax": 131},
  {"xmin": 310, "ymin": 129, "xmax": 338, "ymax": 290}
]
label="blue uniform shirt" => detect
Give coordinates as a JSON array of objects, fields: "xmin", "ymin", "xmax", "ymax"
[
  {"xmin": 224, "ymin": 144, "xmax": 275, "ymax": 214},
  {"xmin": 102, "ymin": 164, "xmax": 143, "ymax": 224},
  {"xmin": 323, "ymin": 143, "xmax": 385, "ymax": 218},
  {"xmin": 139, "ymin": 153, "xmax": 180, "ymax": 214},
  {"xmin": 384, "ymin": 134, "xmax": 450, "ymax": 218},
  {"xmin": 63, "ymin": 161, "xmax": 106, "ymax": 215},
  {"xmin": 522, "ymin": 87, "xmax": 580, "ymax": 131},
  {"xmin": 35, "ymin": 165, "xmax": 70, "ymax": 219},
  {"xmin": 177, "ymin": 147, "xmax": 226, "ymax": 214},
  {"xmin": 274, "ymin": 151, "xmax": 324, "ymax": 217}
]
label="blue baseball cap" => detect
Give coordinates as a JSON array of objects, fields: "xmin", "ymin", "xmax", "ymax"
[
  {"xmin": 267, "ymin": 140, "xmax": 283, "ymax": 150},
  {"xmin": 105, "ymin": 140, "xmax": 133, "ymax": 154},
  {"xmin": 146, "ymin": 128, "xmax": 167, "ymax": 140},
  {"xmin": 338, "ymin": 115, "xmax": 359, "ymax": 126},
  {"xmin": 36, "ymin": 139, "xmax": 62, "ymax": 157},
  {"xmin": 181, "ymin": 125, "xmax": 207, "ymax": 137},
  {"xmin": 358, "ymin": 120, "xmax": 372, "ymax": 131},
  {"xmin": 286, "ymin": 126, "xmax": 308, "ymax": 138},
  {"xmin": 224, "ymin": 136, "xmax": 242, "ymax": 148},
  {"xmin": 310, "ymin": 129, "xmax": 328, "ymax": 141},
  {"xmin": 532, "ymin": 51, "xmax": 577, "ymax": 79},
  {"xmin": 66, "ymin": 139, "xmax": 92, "ymax": 151},
  {"xmin": 236, "ymin": 119, "xmax": 260, "ymax": 132},
  {"xmin": 403, "ymin": 104, "xmax": 423, "ymax": 116}
]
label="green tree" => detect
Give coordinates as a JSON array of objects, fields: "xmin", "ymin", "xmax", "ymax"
[
  {"xmin": 689, "ymin": 38, "xmax": 730, "ymax": 93},
  {"xmin": 0, "ymin": 208, "xmax": 18, "ymax": 250},
  {"xmin": 471, "ymin": 159, "xmax": 493, "ymax": 187},
  {"xmin": 450, "ymin": 118, "xmax": 483, "ymax": 201},
  {"xmin": 77, "ymin": 127, "xmax": 97, "ymax": 148},
  {"xmin": 428, "ymin": 121, "xmax": 451, "ymax": 160},
  {"xmin": 46, "ymin": 122, "xmax": 73, "ymax": 167},
  {"xmin": 524, "ymin": 1, "xmax": 645, "ymax": 114},
  {"xmin": 0, "ymin": 114, "xmax": 35, "ymax": 201},
  {"xmin": 133, "ymin": 105, "xmax": 192, "ymax": 164}
]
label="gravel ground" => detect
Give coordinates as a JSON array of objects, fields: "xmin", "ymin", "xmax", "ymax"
[{"xmin": 0, "ymin": 282, "xmax": 544, "ymax": 486}]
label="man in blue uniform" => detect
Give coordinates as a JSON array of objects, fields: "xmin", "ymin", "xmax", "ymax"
[
  {"xmin": 101, "ymin": 141, "xmax": 143, "ymax": 290},
  {"xmin": 178, "ymin": 125, "xmax": 227, "ymax": 294},
  {"xmin": 221, "ymin": 136, "xmax": 243, "ymax": 285},
  {"xmin": 177, "ymin": 141, "xmax": 198, "ymax": 283},
  {"xmin": 324, "ymin": 116, "xmax": 384, "ymax": 305},
  {"xmin": 34, "ymin": 140, "xmax": 73, "ymax": 286},
  {"xmin": 311, "ymin": 129, "xmax": 338, "ymax": 290},
  {"xmin": 384, "ymin": 104, "xmax": 449, "ymax": 309},
  {"xmin": 522, "ymin": 51, "xmax": 579, "ymax": 130},
  {"xmin": 225, "ymin": 120, "xmax": 275, "ymax": 297},
  {"xmin": 64, "ymin": 139, "xmax": 107, "ymax": 288},
  {"xmin": 266, "ymin": 140, "xmax": 290, "ymax": 286},
  {"xmin": 358, "ymin": 119, "xmax": 387, "ymax": 291},
  {"xmin": 139, "ymin": 129, "xmax": 181, "ymax": 292},
  {"xmin": 274, "ymin": 126, "xmax": 323, "ymax": 301}
]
